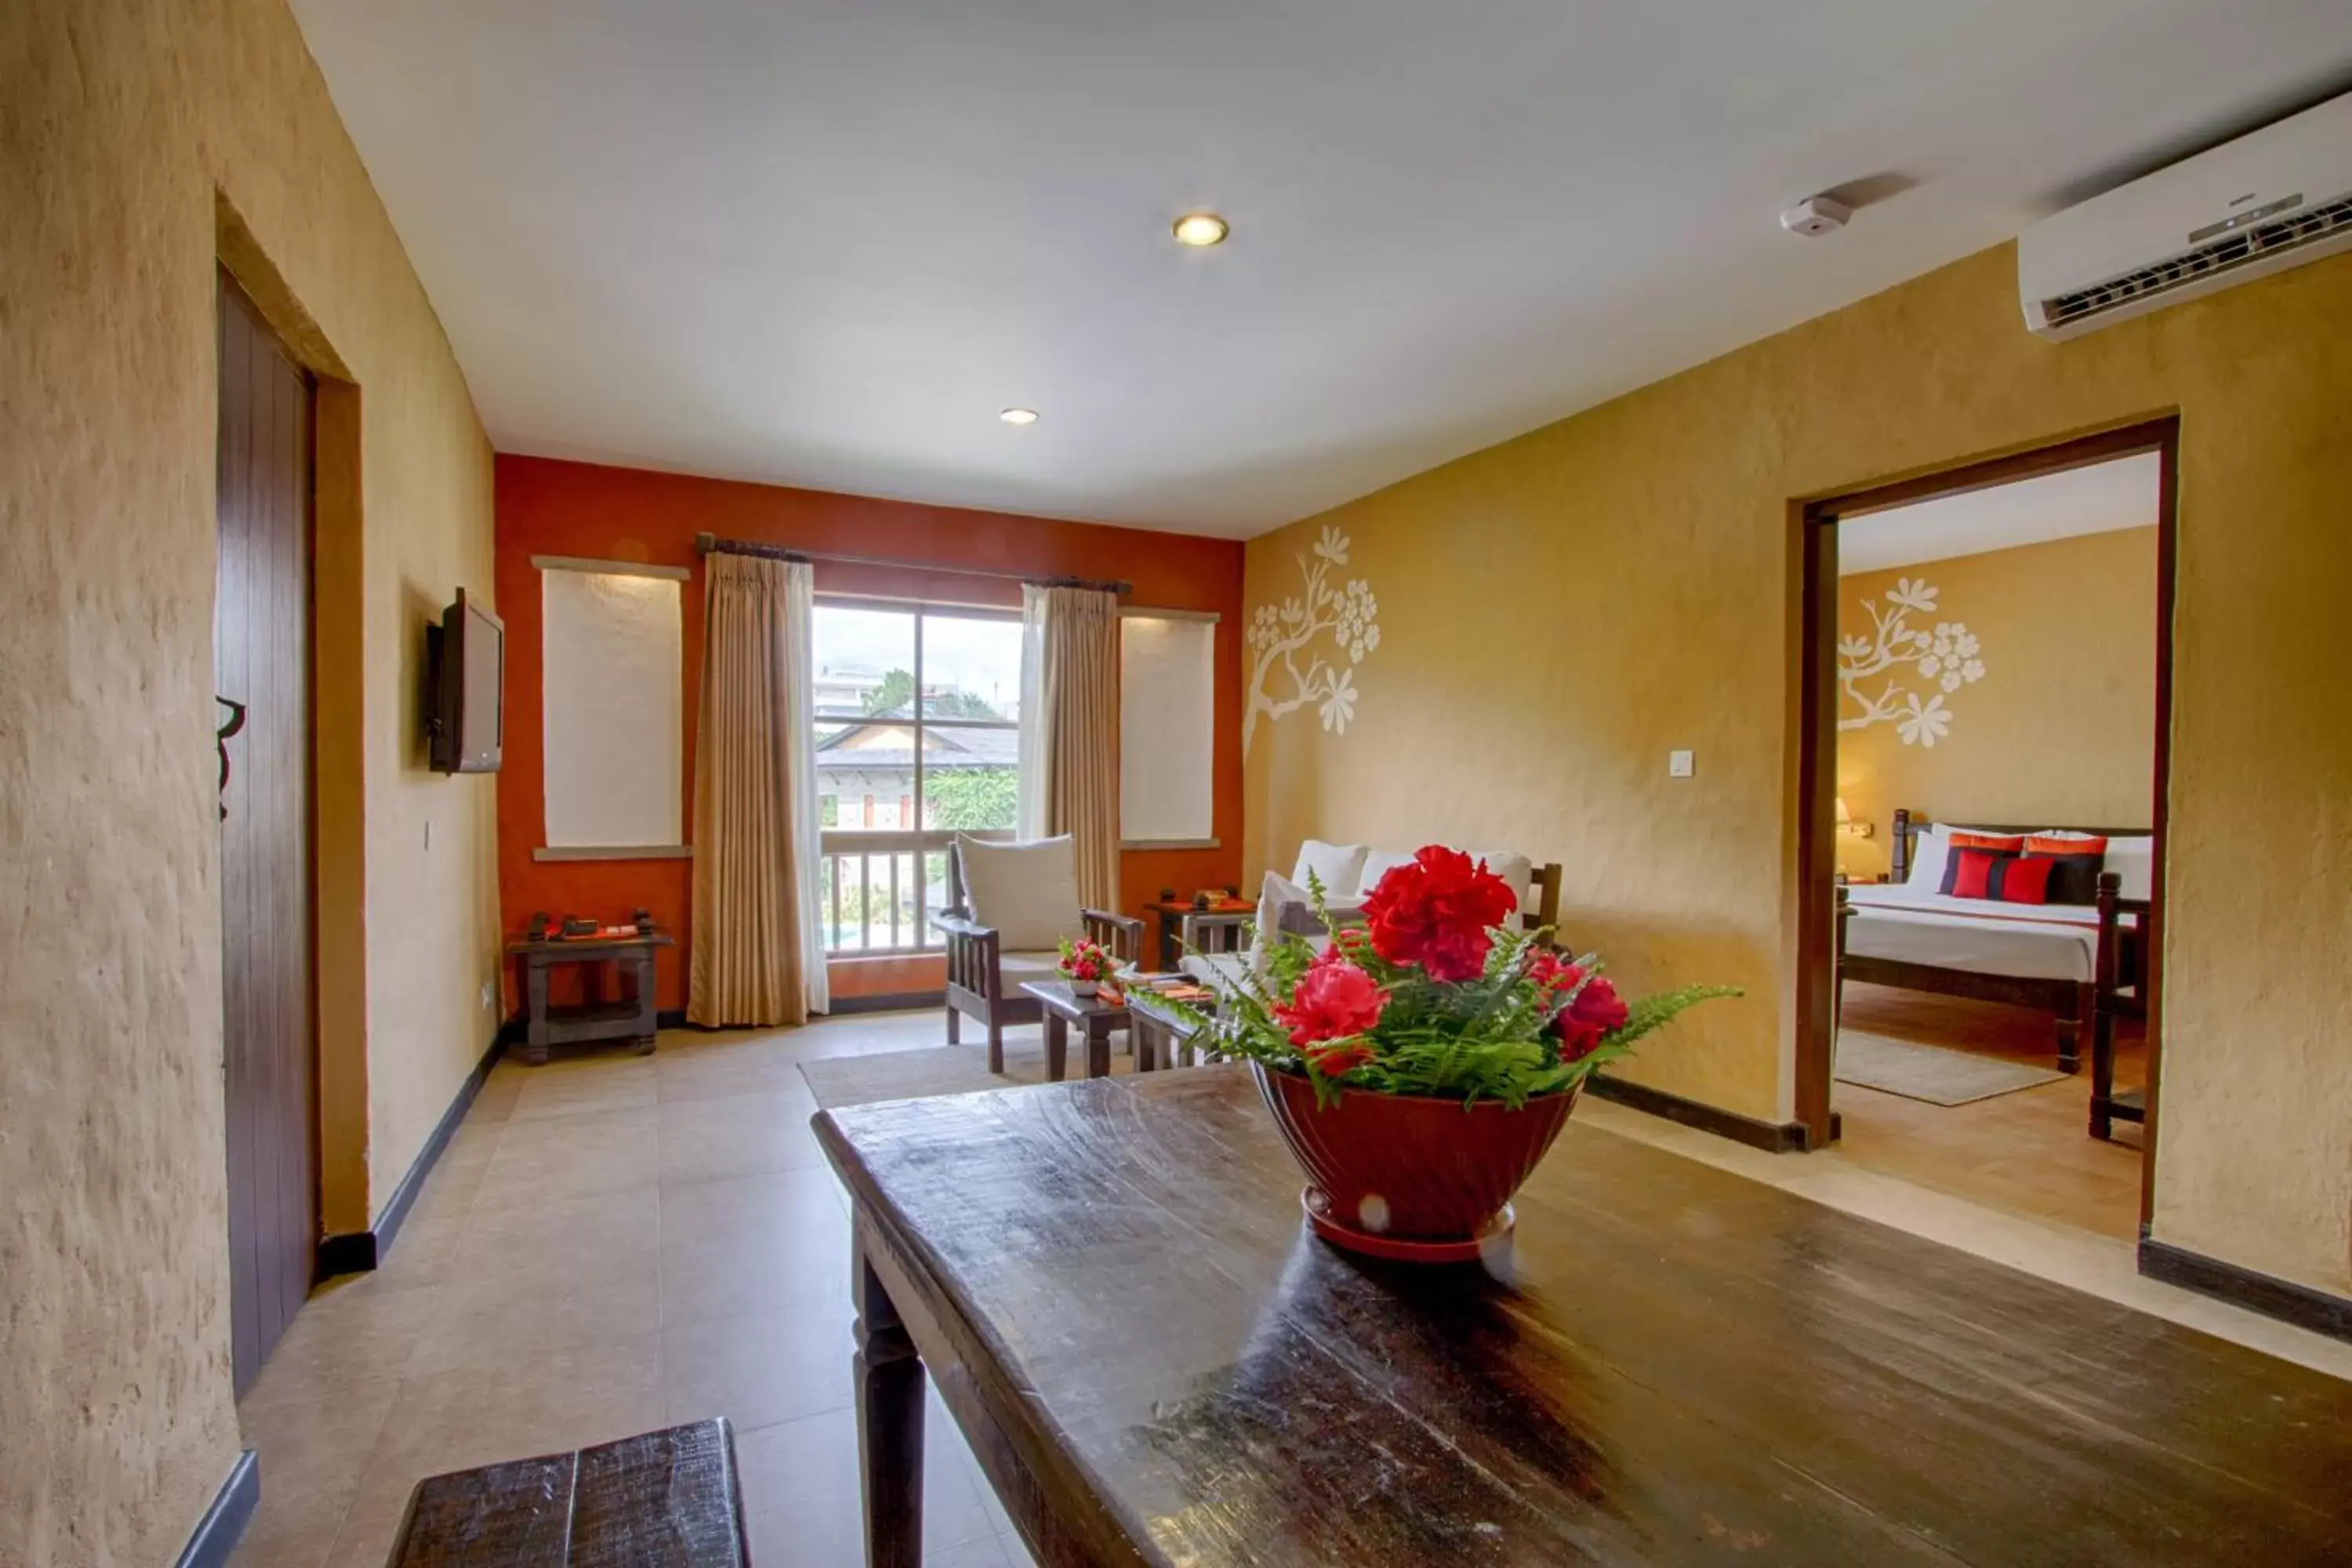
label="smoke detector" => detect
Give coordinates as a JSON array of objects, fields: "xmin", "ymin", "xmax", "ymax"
[{"xmin": 1780, "ymin": 195, "xmax": 1853, "ymax": 237}]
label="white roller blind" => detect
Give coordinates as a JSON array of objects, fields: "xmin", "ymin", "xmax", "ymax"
[
  {"xmin": 541, "ymin": 564, "xmax": 684, "ymax": 848},
  {"xmin": 1119, "ymin": 612, "xmax": 1215, "ymax": 844}
]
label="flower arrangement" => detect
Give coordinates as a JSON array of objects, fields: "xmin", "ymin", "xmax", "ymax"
[
  {"xmin": 1058, "ymin": 935, "xmax": 1112, "ymax": 996},
  {"xmin": 1169, "ymin": 846, "xmax": 1736, "ymax": 1258},
  {"xmin": 1179, "ymin": 846, "xmax": 1735, "ymax": 1109}
]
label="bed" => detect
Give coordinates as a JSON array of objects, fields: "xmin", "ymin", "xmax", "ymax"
[{"xmin": 1837, "ymin": 809, "xmax": 2151, "ymax": 1076}]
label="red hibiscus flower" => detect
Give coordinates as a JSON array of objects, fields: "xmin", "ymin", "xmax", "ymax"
[
  {"xmin": 1360, "ymin": 846, "xmax": 1518, "ymax": 982},
  {"xmin": 1525, "ymin": 951, "xmax": 1586, "ymax": 1004},
  {"xmin": 1303, "ymin": 1037, "xmax": 1377, "ymax": 1077},
  {"xmin": 1553, "ymin": 975, "xmax": 1628, "ymax": 1062},
  {"xmin": 1273, "ymin": 954, "xmax": 1385, "ymax": 1063}
]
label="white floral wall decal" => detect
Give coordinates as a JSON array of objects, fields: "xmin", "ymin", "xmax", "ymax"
[
  {"xmin": 1243, "ymin": 524, "xmax": 1379, "ymax": 757},
  {"xmin": 1838, "ymin": 576, "xmax": 1987, "ymax": 749}
]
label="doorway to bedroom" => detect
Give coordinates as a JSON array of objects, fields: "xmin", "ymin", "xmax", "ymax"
[{"xmin": 1796, "ymin": 423, "xmax": 2176, "ymax": 1242}]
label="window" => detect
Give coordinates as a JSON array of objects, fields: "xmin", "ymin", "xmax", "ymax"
[
  {"xmin": 812, "ymin": 600, "xmax": 1022, "ymax": 953},
  {"xmin": 1119, "ymin": 609, "xmax": 1217, "ymax": 845}
]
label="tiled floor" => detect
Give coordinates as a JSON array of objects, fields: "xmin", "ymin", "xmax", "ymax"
[
  {"xmin": 1834, "ymin": 982, "xmax": 2149, "ymax": 1238},
  {"xmin": 231, "ymin": 1005, "xmax": 2345, "ymax": 1568},
  {"xmin": 229, "ymin": 1010, "xmax": 1036, "ymax": 1568}
]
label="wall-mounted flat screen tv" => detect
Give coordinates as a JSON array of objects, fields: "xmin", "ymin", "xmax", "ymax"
[{"xmin": 428, "ymin": 587, "xmax": 504, "ymax": 774}]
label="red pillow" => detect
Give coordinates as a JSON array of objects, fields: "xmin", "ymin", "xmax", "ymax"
[
  {"xmin": 2026, "ymin": 834, "xmax": 2106, "ymax": 857},
  {"xmin": 1998, "ymin": 856, "xmax": 2056, "ymax": 905},
  {"xmin": 1951, "ymin": 831, "xmax": 2026, "ymax": 852},
  {"xmin": 1949, "ymin": 849, "xmax": 2002, "ymax": 900}
]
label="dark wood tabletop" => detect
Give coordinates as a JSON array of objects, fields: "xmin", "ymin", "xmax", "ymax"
[{"xmin": 813, "ymin": 1069, "xmax": 2352, "ymax": 1567}]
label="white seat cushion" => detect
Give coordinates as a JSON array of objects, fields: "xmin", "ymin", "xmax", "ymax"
[
  {"xmin": 1290, "ymin": 839, "xmax": 1368, "ymax": 901},
  {"xmin": 956, "ymin": 834, "xmax": 1085, "ymax": 951},
  {"xmin": 995, "ymin": 950, "xmax": 1066, "ymax": 986}
]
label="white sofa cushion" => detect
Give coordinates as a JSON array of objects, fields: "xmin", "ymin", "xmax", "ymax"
[
  {"xmin": 1462, "ymin": 848, "xmax": 1534, "ymax": 913},
  {"xmin": 1290, "ymin": 839, "xmax": 1369, "ymax": 900},
  {"xmin": 956, "ymin": 834, "xmax": 1085, "ymax": 951},
  {"xmin": 996, "ymin": 950, "xmax": 1068, "ymax": 988},
  {"xmin": 1356, "ymin": 848, "xmax": 1418, "ymax": 898}
]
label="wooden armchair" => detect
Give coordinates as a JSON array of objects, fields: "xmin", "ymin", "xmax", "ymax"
[{"xmin": 935, "ymin": 835, "xmax": 1142, "ymax": 1073}]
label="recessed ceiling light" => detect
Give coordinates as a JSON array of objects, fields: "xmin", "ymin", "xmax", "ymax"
[
  {"xmin": 1000, "ymin": 407, "xmax": 1039, "ymax": 425},
  {"xmin": 1171, "ymin": 212, "xmax": 1229, "ymax": 248}
]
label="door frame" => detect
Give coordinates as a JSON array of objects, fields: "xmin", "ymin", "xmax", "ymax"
[{"xmin": 1792, "ymin": 417, "xmax": 2178, "ymax": 1225}]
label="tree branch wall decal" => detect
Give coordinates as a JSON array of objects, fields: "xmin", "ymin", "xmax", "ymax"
[
  {"xmin": 1837, "ymin": 576, "xmax": 1987, "ymax": 748},
  {"xmin": 1243, "ymin": 525, "xmax": 1379, "ymax": 757}
]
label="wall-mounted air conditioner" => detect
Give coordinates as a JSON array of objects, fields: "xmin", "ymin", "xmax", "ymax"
[{"xmin": 2018, "ymin": 91, "xmax": 2352, "ymax": 341}]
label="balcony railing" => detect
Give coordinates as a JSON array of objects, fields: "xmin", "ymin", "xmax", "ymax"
[{"xmin": 818, "ymin": 829, "xmax": 1009, "ymax": 956}]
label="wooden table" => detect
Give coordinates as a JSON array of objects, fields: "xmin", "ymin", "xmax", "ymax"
[
  {"xmin": 1016, "ymin": 979, "xmax": 1126, "ymax": 1081},
  {"xmin": 1125, "ymin": 988, "xmax": 1219, "ymax": 1072},
  {"xmin": 385, "ymin": 1417, "xmax": 748, "ymax": 1565},
  {"xmin": 814, "ymin": 1070, "xmax": 2352, "ymax": 1567},
  {"xmin": 505, "ymin": 930, "xmax": 673, "ymax": 1065},
  {"xmin": 1144, "ymin": 900, "xmax": 1250, "ymax": 970}
]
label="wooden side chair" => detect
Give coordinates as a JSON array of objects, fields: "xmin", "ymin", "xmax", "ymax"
[{"xmin": 934, "ymin": 834, "xmax": 1142, "ymax": 1071}]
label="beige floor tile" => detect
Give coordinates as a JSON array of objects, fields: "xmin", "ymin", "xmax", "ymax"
[
  {"xmin": 662, "ymin": 1302, "xmax": 856, "ymax": 1432},
  {"xmin": 660, "ymin": 1168, "xmax": 852, "ymax": 1330},
  {"xmin": 449, "ymin": 1185, "xmax": 660, "ymax": 1283},
  {"xmin": 506, "ymin": 1055, "xmax": 660, "ymax": 1121},
  {"xmin": 227, "ymin": 1376, "xmax": 401, "ymax": 1568},
  {"xmin": 659, "ymin": 1091, "xmax": 828, "ymax": 1187},
  {"xmin": 734, "ymin": 1403, "xmax": 996, "ymax": 1567},
  {"xmin": 474, "ymin": 1102, "xmax": 661, "ymax": 1210},
  {"xmin": 327, "ymin": 1336, "xmax": 667, "ymax": 1567},
  {"xmin": 241, "ymin": 1276, "xmax": 445, "ymax": 1401}
]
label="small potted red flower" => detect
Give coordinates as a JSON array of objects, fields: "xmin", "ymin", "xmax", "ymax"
[
  {"xmin": 1170, "ymin": 846, "xmax": 1734, "ymax": 1261},
  {"xmin": 1057, "ymin": 935, "xmax": 1112, "ymax": 998}
]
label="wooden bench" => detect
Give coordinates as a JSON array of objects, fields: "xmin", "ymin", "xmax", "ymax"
[{"xmin": 386, "ymin": 1419, "xmax": 749, "ymax": 1566}]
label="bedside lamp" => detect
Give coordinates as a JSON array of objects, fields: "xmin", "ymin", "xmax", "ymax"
[{"xmin": 1835, "ymin": 798, "xmax": 1874, "ymax": 838}]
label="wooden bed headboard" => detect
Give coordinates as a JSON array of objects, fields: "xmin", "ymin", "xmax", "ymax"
[{"xmin": 1886, "ymin": 808, "xmax": 2154, "ymax": 884}]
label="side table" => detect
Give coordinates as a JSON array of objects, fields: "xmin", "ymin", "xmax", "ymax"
[
  {"xmin": 506, "ymin": 929, "xmax": 674, "ymax": 1065},
  {"xmin": 1018, "ymin": 980, "xmax": 1127, "ymax": 1081}
]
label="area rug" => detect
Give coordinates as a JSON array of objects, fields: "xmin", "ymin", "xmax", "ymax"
[
  {"xmin": 1834, "ymin": 1031, "xmax": 2067, "ymax": 1106},
  {"xmin": 799, "ymin": 1040, "xmax": 1142, "ymax": 1110}
]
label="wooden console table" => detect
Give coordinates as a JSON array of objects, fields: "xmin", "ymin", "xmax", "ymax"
[
  {"xmin": 814, "ymin": 1071, "xmax": 2352, "ymax": 1566},
  {"xmin": 506, "ymin": 929, "xmax": 673, "ymax": 1065}
]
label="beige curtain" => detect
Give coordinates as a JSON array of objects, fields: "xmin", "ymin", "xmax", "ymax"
[
  {"xmin": 689, "ymin": 554, "xmax": 812, "ymax": 1026},
  {"xmin": 1031, "ymin": 585, "xmax": 1121, "ymax": 909}
]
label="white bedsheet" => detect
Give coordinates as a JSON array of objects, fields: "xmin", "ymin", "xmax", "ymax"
[{"xmin": 1842, "ymin": 885, "xmax": 2134, "ymax": 984}]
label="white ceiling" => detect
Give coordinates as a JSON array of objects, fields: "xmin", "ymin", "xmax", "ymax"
[
  {"xmin": 289, "ymin": 1, "xmax": 2352, "ymax": 537},
  {"xmin": 1838, "ymin": 452, "xmax": 2160, "ymax": 575}
]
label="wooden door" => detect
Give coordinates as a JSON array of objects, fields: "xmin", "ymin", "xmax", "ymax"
[{"xmin": 215, "ymin": 267, "xmax": 318, "ymax": 1395}]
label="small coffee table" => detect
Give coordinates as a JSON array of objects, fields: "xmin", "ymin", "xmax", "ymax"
[{"xmin": 1018, "ymin": 980, "xmax": 1129, "ymax": 1081}]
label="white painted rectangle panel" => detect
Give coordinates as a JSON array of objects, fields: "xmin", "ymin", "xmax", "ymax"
[
  {"xmin": 1120, "ymin": 614, "xmax": 1214, "ymax": 843},
  {"xmin": 543, "ymin": 568, "xmax": 683, "ymax": 847}
]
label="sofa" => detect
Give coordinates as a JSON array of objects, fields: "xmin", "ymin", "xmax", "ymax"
[{"xmin": 1179, "ymin": 840, "xmax": 1563, "ymax": 992}]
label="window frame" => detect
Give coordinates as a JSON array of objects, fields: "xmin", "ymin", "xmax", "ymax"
[{"xmin": 813, "ymin": 594, "xmax": 1022, "ymax": 955}]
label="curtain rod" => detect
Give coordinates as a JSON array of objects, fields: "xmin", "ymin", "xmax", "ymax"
[{"xmin": 692, "ymin": 532, "xmax": 1131, "ymax": 595}]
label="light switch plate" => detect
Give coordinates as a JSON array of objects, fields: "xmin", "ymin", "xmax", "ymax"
[{"xmin": 1668, "ymin": 750, "xmax": 1694, "ymax": 778}]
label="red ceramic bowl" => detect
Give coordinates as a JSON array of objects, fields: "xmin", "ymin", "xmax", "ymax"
[{"xmin": 1253, "ymin": 1062, "xmax": 1577, "ymax": 1243}]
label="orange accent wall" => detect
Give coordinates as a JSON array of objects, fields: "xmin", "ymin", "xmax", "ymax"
[{"xmin": 495, "ymin": 455, "xmax": 1245, "ymax": 1012}]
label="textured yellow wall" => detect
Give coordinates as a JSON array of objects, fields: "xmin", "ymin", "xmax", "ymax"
[
  {"xmin": 1835, "ymin": 527, "xmax": 2159, "ymax": 878},
  {"xmin": 1245, "ymin": 244, "xmax": 2352, "ymax": 1297},
  {"xmin": 0, "ymin": 2, "xmax": 497, "ymax": 1561}
]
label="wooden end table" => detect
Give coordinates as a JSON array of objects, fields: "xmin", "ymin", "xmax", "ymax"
[
  {"xmin": 506, "ymin": 929, "xmax": 674, "ymax": 1065},
  {"xmin": 1145, "ymin": 901, "xmax": 1251, "ymax": 970},
  {"xmin": 1017, "ymin": 980, "xmax": 1127, "ymax": 1081},
  {"xmin": 1127, "ymin": 988, "xmax": 1220, "ymax": 1072}
]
